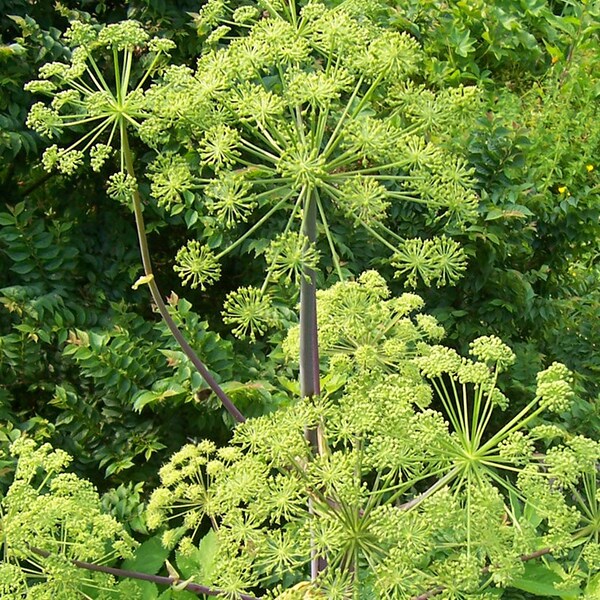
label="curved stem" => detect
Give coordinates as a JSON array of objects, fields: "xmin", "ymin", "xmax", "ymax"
[{"xmin": 120, "ymin": 124, "xmax": 245, "ymax": 423}]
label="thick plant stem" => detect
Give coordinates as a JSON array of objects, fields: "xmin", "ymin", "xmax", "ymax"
[
  {"xmin": 120, "ymin": 126, "xmax": 245, "ymax": 424},
  {"xmin": 299, "ymin": 189, "xmax": 321, "ymax": 409},
  {"xmin": 300, "ymin": 188, "xmax": 327, "ymax": 580}
]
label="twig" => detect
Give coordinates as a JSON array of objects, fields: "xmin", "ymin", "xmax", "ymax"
[
  {"xmin": 20, "ymin": 170, "xmax": 55, "ymax": 197},
  {"xmin": 411, "ymin": 585, "xmax": 445, "ymax": 600}
]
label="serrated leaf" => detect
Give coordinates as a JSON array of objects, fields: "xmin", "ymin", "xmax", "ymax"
[
  {"xmin": 132, "ymin": 390, "xmax": 164, "ymax": 411},
  {"xmin": 175, "ymin": 530, "xmax": 218, "ymax": 583},
  {"xmin": 121, "ymin": 535, "xmax": 171, "ymax": 575}
]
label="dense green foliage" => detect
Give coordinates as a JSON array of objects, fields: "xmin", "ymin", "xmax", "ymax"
[{"xmin": 0, "ymin": 0, "xmax": 598, "ymax": 598}]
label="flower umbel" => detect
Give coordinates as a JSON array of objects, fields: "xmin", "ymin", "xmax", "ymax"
[
  {"xmin": 265, "ymin": 232, "xmax": 321, "ymax": 284},
  {"xmin": 25, "ymin": 19, "xmax": 174, "ymax": 178},
  {"xmin": 392, "ymin": 236, "xmax": 468, "ymax": 288},
  {"xmin": 2, "ymin": 440, "xmax": 136, "ymax": 598},
  {"xmin": 222, "ymin": 286, "xmax": 277, "ymax": 340},
  {"xmin": 174, "ymin": 240, "xmax": 221, "ymax": 290}
]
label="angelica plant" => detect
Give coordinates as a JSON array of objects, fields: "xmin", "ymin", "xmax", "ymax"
[
  {"xmin": 137, "ymin": 0, "xmax": 477, "ymax": 443},
  {"xmin": 142, "ymin": 0, "xmax": 478, "ymax": 337},
  {"xmin": 24, "ymin": 1, "xmax": 479, "ymax": 415}
]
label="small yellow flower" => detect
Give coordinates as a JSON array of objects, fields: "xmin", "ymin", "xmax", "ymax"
[
  {"xmin": 558, "ymin": 186, "xmax": 567, "ymax": 194},
  {"xmin": 586, "ymin": 164, "xmax": 594, "ymax": 172},
  {"xmin": 551, "ymin": 55, "xmax": 559, "ymax": 65}
]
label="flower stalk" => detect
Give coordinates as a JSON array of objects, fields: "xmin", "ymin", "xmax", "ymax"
[{"xmin": 121, "ymin": 124, "xmax": 245, "ymax": 423}]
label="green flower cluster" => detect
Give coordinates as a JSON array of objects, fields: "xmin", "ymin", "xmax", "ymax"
[
  {"xmin": 392, "ymin": 235, "xmax": 468, "ymax": 288},
  {"xmin": 25, "ymin": 19, "xmax": 175, "ymax": 188},
  {"xmin": 265, "ymin": 232, "xmax": 321, "ymax": 285},
  {"xmin": 23, "ymin": 0, "xmax": 482, "ymax": 343},
  {"xmin": 133, "ymin": 0, "xmax": 480, "ymax": 321},
  {"xmin": 284, "ymin": 270, "xmax": 441, "ymax": 374},
  {"xmin": 222, "ymin": 286, "xmax": 277, "ymax": 341},
  {"xmin": 536, "ymin": 362, "xmax": 575, "ymax": 413},
  {"xmin": 174, "ymin": 240, "xmax": 222, "ymax": 290},
  {"xmin": 1, "ymin": 438, "xmax": 136, "ymax": 599}
]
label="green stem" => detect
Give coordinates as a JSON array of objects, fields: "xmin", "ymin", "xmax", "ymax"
[
  {"xmin": 382, "ymin": 190, "xmax": 421, "ymax": 201},
  {"xmin": 358, "ymin": 218, "xmax": 399, "ymax": 254},
  {"xmin": 472, "ymin": 375, "xmax": 499, "ymax": 448},
  {"xmin": 68, "ymin": 74, "xmax": 101, "ymax": 97},
  {"xmin": 121, "ymin": 48, "xmax": 134, "ymax": 96},
  {"xmin": 320, "ymin": 74, "xmax": 369, "ymax": 160},
  {"xmin": 85, "ymin": 55, "xmax": 114, "ymax": 95},
  {"xmin": 300, "ymin": 186, "xmax": 320, "ymax": 404},
  {"xmin": 396, "ymin": 466, "xmax": 460, "ymax": 510},
  {"xmin": 216, "ymin": 188, "xmax": 295, "ymax": 260},
  {"xmin": 239, "ymin": 137, "xmax": 281, "ymax": 164},
  {"xmin": 299, "ymin": 186, "xmax": 327, "ymax": 581},
  {"xmin": 479, "ymin": 400, "xmax": 542, "ymax": 455},
  {"xmin": 256, "ymin": 121, "xmax": 285, "ymax": 154},
  {"xmin": 133, "ymin": 52, "xmax": 164, "ymax": 93},
  {"xmin": 430, "ymin": 377, "xmax": 465, "ymax": 444},
  {"xmin": 59, "ymin": 114, "xmax": 111, "ymax": 128},
  {"xmin": 120, "ymin": 124, "xmax": 245, "ymax": 423},
  {"xmin": 333, "ymin": 158, "xmax": 413, "ymax": 176},
  {"xmin": 315, "ymin": 104, "xmax": 329, "ymax": 151},
  {"xmin": 60, "ymin": 117, "xmax": 115, "ymax": 155},
  {"xmin": 113, "ymin": 48, "xmax": 123, "ymax": 104},
  {"xmin": 316, "ymin": 194, "xmax": 344, "ymax": 281}
]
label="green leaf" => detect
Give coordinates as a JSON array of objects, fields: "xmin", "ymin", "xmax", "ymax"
[
  {"xmin": 510, "ymin": 562, "xmax": 581, "ymax": 598},
  {"xmin": 184, "ymin": 209, "xmax": 198, "ymax": 228},
  {"xmin": 121, "ymin": 535, "xmax": 171, "ymax": 575},
  {"xmin": 175, "ymin": 530, "xmax": 218, "ymax": 582},
  {"xmin": 584, "ymin": 572, "xmax": 600, "ymax": 598},
  {"xmin": 133, "ymin": 390, "xmax": 159, "ymax": 412}
]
